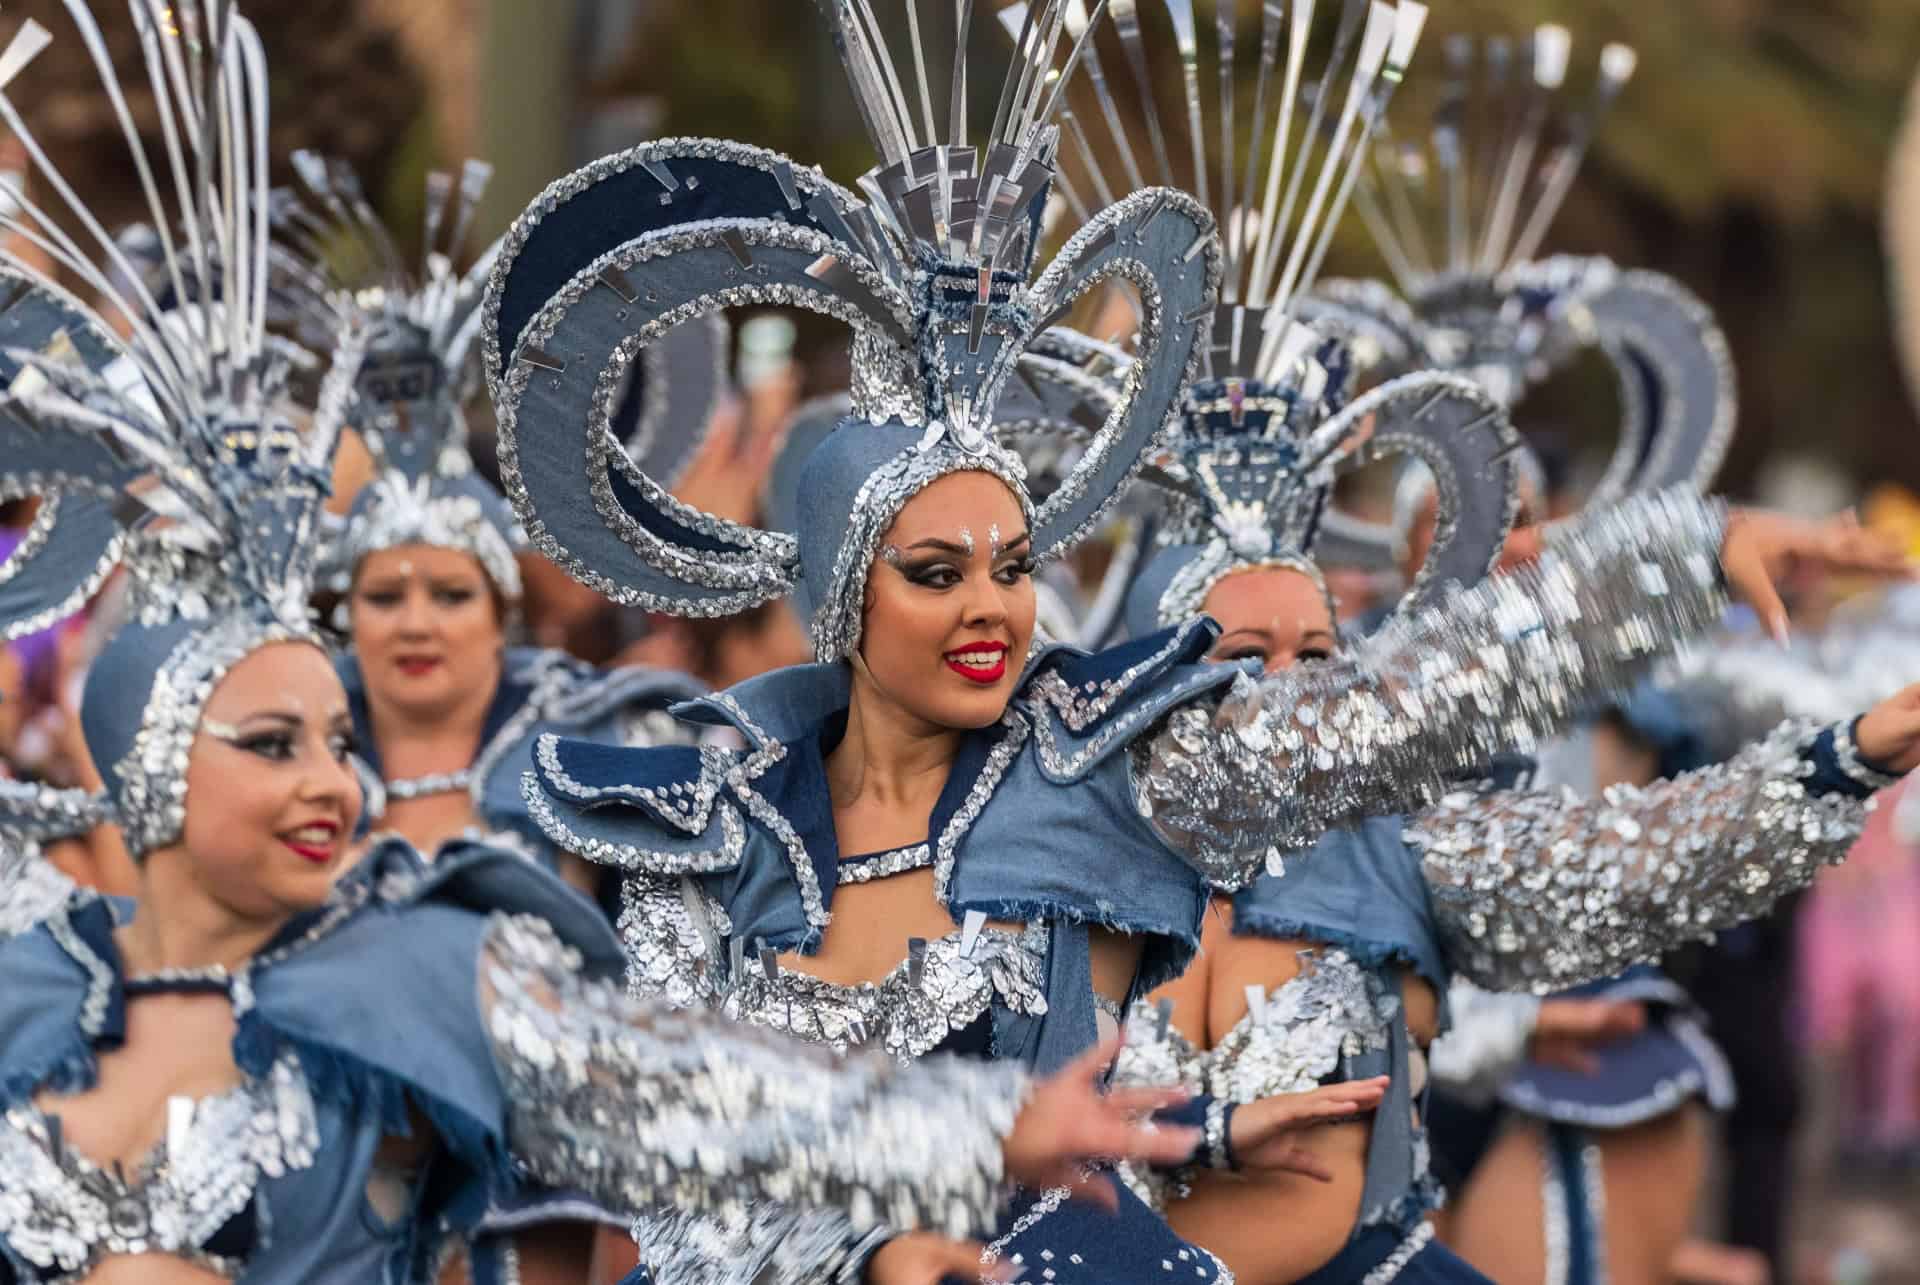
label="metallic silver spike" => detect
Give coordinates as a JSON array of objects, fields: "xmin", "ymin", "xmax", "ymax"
[
  {"xmin": 989, "ymin": 0, "xmax": 1044, "ymax": 148},
  {"xmin": 903, "ymin": 0, "xmax": 939, "ymax": 142},
  {"xmin": 1061, "ymin": 110, "xmax": 1115, "ymax": 205},
  {"xmin": 1164, "ymin": 0, "xmax": 1208, "ymax": 209},
  {"xmin": 950, "ymin": 0, "xmax": 975, "ymax": 148},
  {"xmin": 1245, "ymin": 0, "xmax": 1319, "ymax": 304},
  {"xmin": 1109, "ymin": 0, "xmax": 1176, "ymax": 186},
  {"xmin": 1064, "ymin": 0, "xmax": 1145, "ymax": 191},
  {"xmin": 1478, "ymin": 23, "xmax": 1569, "ymax": 272},
  {"xmin": 1264, "ymin": 1, "xmax": 1395, "ymax": 320},
  {"xmin": 1261, "ymin": 0, "xmax": 1370, "ymax": 301},
  {"xmin": 1505, "ymin": 41, "xmax": 1636, "ymax": 268},
  {"xmin": 1292, "ymin": 1, "xmax": 1426, "ymax": 305},
  {"xmin": 445, "ymin": 158, "xmax": 494, "ymax": 263},
  {"xmin": 422, "ymin": 170, "xmax": 453, "ymax": 262},
  {"xmin": 1214, "ymin": 0, "xmax": 1237, "ymax": 290}
]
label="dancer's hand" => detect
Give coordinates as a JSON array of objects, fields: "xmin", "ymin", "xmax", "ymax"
[
  {"xmin": 1002, "ymin": 1036, "xmax": 1196, "ymax": 1210},
  {"xmin": 1527, "ymin": 997, "xmax": 1647, "ymax": 1076},
  {"xmin": 1230, "ymin": 1077, "xmax": 1391, "ymax": 1181},
  {"xmin": 1721, "ymin": 510, "xmax": 1914, "ymax": 643},
  {"xmin": 1855, "ymin": 682, "xmax": 1920, "ymax": 776}
]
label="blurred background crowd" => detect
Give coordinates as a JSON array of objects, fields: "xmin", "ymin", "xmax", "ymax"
[{"xmin": 6, "ymin": 1, "xmax": 1920, "ymax": 1280}]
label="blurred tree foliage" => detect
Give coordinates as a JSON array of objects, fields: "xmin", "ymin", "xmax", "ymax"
[
  {"xmin": 7, "ymin": 1, "xmax": 427, "ymax": 235},
  {"xmin": 596, "ymin": 0, "xmax": 1920, "ymax": 496}
]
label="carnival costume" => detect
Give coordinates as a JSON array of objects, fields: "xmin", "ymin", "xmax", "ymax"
[
  {"xmin": 1275, "ymin": 28, "xmax": 1843, "ymax": 1281},
  {"xmin": 1097, "ymin": 279, "xmax": 1892, "ymax": 1285},
  {"xmin": 0, "ymin": 5, "xmax": 1053, "ymax": 1279},
  {"xmin": 250, "ymin": 155, "xmax": 713, "ymax": 875},
  {"xmin": 482, "ymin": 2, "xmax": 1801, "ymax": 1279},
  {"xmin": 977, "ymin": 16, "xmax": 1920, "ymax": 1278}
]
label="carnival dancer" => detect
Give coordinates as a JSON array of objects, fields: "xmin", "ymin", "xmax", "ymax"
[
  {"xmin": 0, "ymin": 6, "xmax": 1205, "ymax": 1281},
  {"xmin": 482, "ymin": 2, "xmax": 1908, "ymax": 1280}
]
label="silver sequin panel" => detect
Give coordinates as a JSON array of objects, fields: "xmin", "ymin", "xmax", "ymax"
[
  {"xmin": 1411, "ymin": 718, "xmax": 1869, "ymax": 995},
  {"xmin": 718, "ymin": 923, "xmax": 1050, "ymax": 1061},
  {"xmin": 0, "ymin": 842, "xmax": 76, "ymax": 939},
  {"xmin": 0, "ymin": 1056, "xmax": 319, "ymax": 1282},
  {"xmin": 1131, "ymin": 489, "xmax": 1731, "ymax": 889},
  {"xmin": 1425, "ymin": 980, "xmax": 1542, "ymax": 1104},
  {"xmin": 479, "ymin": 911, "xmax": 1027, "ymax": 1242},
  {"xmin": 1111, "ymin": 950, "xmax": 1392, "ymax": 1212}
]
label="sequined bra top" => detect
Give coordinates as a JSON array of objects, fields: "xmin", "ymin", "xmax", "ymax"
[
  {"xmin": 0, "ymin": 960, "xmax": 314, "ymax": 1283},
  {"xmin": 718, "ymin": 892, "xmax": 1051, "ymax": 1064}
]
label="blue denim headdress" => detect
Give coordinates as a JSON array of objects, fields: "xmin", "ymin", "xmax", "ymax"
[
  {"xmin": 1299, "ymin": 25, "xmax": 1734, "ymax": 529},
  {"xmin": 481, "ymin": 0, "xmax": 1225, "ymax": 664},
  {"xmin": 260, "ymin": 155, "xmax": 524, "ymax": 602},
  {"xmin": 916, "ymin": 0, "xmax": 1524, "ymax": 641},
  {"xmin": 271, "ymin": 156, "xmax": 733, "ymax": 610},
  {"xmin": 0, "ymin": 3, "xmax": 360, "ymax": 855}
]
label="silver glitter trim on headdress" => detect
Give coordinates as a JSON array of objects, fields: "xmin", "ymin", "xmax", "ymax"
[
  {"xmin": 268, "ymin": 156, "xmax": 530, "ymax": 601},
  {"xmin": 809, "ymin": 440, "xmax": 1035, "ymax": 661},
  {"xmin": 332, "ymin": 472, "xmax": 523, "ymax": 602},
  {"xmin": 111, "ymin": 617, "xmax": 320, "ymax": 859},
  {"xmin": 1157, "ymin": 549, "xmax": 1332, "ymax": 631},
  {"xmin": 0, "ymin": 2, "xmax": 359, "ymax": 853},
  {"xmin": 482, "ymin": 2, "xmax": 1224, "ymax": 664},
  {"xmin": 1303, "ymin": 27, "xmax": 1734, "ymax": 526}
]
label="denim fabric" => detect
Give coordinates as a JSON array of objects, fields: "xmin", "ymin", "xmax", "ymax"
[
  {"xmin": 538, "ymin": 624, "xmax": 1242, "ymax": 1060},
  {"xmin": 0, "ymin": 839, "xmax": 623, "ymax": 1282}
]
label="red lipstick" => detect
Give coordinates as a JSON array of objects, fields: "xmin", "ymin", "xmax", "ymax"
[
  {"xmin": 944, "ymin": 642, "xmax": 1008, "ymax": 685},
  {"xmin": 280, "ymin": 819, "xmax": 339, "ymax": 865}
]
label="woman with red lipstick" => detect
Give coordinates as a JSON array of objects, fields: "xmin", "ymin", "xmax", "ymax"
[
  {"xmin": 0, "ymin": 14, "xmax": 1203, "ymax": 1280},
  {"xmin": 476, "ymin": 6, "xmax": 1896, "ymax": 1279},
  {"xmin": 274, "ymin": 158, "xmax": 711, "ymax": 902}
]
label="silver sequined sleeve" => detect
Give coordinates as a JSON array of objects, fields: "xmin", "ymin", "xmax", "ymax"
[
  {"xmin": 1426, "ymin": 981, "xmax": 1540, "ymax": 1105},
  {"xmin": 616, "ymin": 871, "xmax": 730, "ymax": 1011},
  {"xmin": 480, "ymin": 913, "xmax": 1027, "ymax": 1236},
  {"xmin": 1133, "ymin": 489, "xmax": 1730, "ymax": 887},
  {"xmin": 1408, "ymin": 721, "xmax": 1871, "ymax": 995}
]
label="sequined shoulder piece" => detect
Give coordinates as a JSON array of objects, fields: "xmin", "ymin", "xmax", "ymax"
[
  {"xmin": 1019, "ymin": 620, "xmax": 1245, "ymax": 784},
  {"xmin": 524, "ymin": 732, "xmax": 757, "ymax": 877},
  {"xmin": 0, "ymin": 896, "xmax": 116, "ymax": 1112}
]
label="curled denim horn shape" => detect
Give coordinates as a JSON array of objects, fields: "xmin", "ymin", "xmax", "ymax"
[
  {"xmin": 0, "ymin": 262, "xmax": 137, "ymax": 642},
  {"xmin": 482, "ymin": 133, "xmax": 1222, "ymax": 661}
]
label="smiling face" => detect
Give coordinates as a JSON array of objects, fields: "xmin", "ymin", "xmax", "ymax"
[
  {"xmin": 173, "ymin": 642, "xmax": 362, "ymax": 918},
  {"xmin": 348, "ymin": 544, "xmax": 504, "ymax": 727},
  {"xmin": 856, "ymin": 470, "xmax": 1036, "ymax": 731},
  {"xmin": 1201, "ymin": 565, "xmax": 1339, "ymax": 675}
]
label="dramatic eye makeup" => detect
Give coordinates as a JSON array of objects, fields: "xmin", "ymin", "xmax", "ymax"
[
  {"xmin": 206, "ymin": 712, "xmax": 358, "ymax": 763},
  {"xmin": 882, "ymin": 529, "xmax": 1033, "ymax": 588}
]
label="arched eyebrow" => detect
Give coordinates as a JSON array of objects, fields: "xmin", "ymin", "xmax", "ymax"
[{"xmin": 1213, "ymin": 627, "xmax": 1275, "ymax": 648}]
